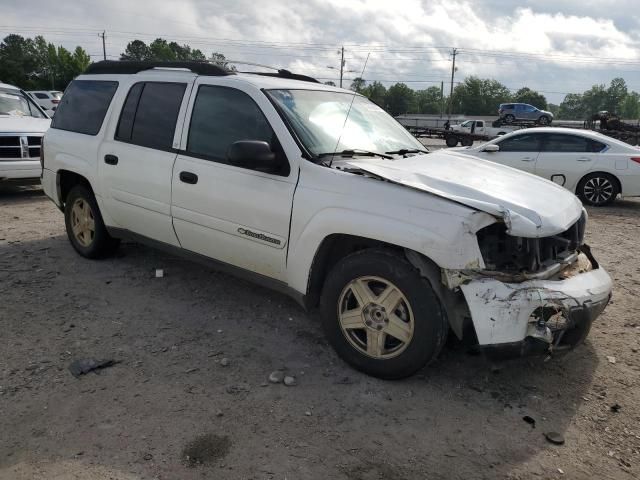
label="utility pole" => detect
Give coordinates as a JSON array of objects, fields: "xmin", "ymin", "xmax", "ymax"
[
  {"xmin": 99, "ymin": 31, "xmax": 106, "ymax": 61},
  {"xmin": 448, "ymin": 47, "xmax": 458, "ymax": 117},
  {"xmin": 440, "ymin": 81, "xmax": 444, "ymax": 118},
  {"xmin": 339, "ymin": 46, "xmax": 345, "ymax": 88}
]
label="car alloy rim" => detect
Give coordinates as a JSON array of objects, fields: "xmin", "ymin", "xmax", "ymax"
[
  {"xmin": 71, "ymin": 198, "xmax": 95, "ymax": 247},
  {"xmin": 583, "ymin": 177, "xmax": 614, "ymax": 204},
  {"xmin": 539, "ymin": 117, "xmax": 548, "ymax": 125},
  {"xmin": 337, "ymin": 276, "xmax": 414, "ymax": 359}
]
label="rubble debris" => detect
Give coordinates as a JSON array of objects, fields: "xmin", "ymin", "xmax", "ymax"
[
  {"xmin": 522, "ymin": 416, "xmax": 536, "ymax": 428},
  {"xmin": 606, "ymin": 356, "xmax": 616, "ymax": 364},
  {"xmin": 68, "ymin": 358, "xmax": 118, "ymax": 378},
  {"xmin": 544, "ymin": 431, "xmax": 565, "ymax": 445},
  {"xmin": 610, "ymin": 403, "xmax": 621, "ymax": 413}
]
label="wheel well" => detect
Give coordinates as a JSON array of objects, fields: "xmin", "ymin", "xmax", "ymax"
[
  {"xmin": 576, "ymin": 171, "xmax": 621, "ymax": 195},
  {"xmin": 304, "ymin": 234, "xmax": 402, "ymax": 308},
  {"xmin": 57, "ymin": 170, "xmax": 93, "ymax": 206}
]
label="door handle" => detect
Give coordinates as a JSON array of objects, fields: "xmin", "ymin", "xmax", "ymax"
[
  {"xmin": 179, "ymin": 171, "xmax": 198, "ymax": 184},
  {"xmin": 104, "ymin": 154, "xmax": 119, "ymax": 165},
  {"xmin": 577, "ymin": 157, "xmax": 592, "ymax": 162}
]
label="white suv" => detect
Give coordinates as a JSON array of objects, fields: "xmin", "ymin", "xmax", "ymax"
[
  {"xmin": 28, "ymin": 90, "xmax": 63, "ymax": 114},
  {"xmin": 41, "ymin": 61, "xmax": 612, "ymax": 378},
  {"xmin": 0, "ymin": 82, "xmax": 51, "ymax": 182}
]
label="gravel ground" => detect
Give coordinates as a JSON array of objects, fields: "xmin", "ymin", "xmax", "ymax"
[{"xmin": 0, "ymin": 183, "xmax": 639, "ymax": 480}]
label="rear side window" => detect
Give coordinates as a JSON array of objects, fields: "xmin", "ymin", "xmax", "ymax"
[
  {"xmin": 542, "ymin": 134, "xmax": 607, "ymax": 153},
  {"xmin": 51, "ymin": 80, "xmax": 118, "ymax": 135},
  {"xmin": 497, "ymin": 133, "xmax": 542, "ymax": 152},
  {"xmin": 186, "ymin": 85, "xmax": 287, "ymax": 175},
  {"xmin": 115, "ymin": 82, "xmax": 186, "ymax": 151},
  {"xmin": 34, "ymin": 93, "xmax": 49, "ymax": 99}
]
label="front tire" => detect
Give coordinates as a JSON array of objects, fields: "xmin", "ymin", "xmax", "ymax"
[
  {"xmin": 537, "ymin": 115, "xmax": 550, "ymax": 125},
  {"xmin": 319, "ymin": 250, "xmax": 448, "ymax": 379},
  {"xmin": 577, "ymin": 173, "xmax": 619, "ymax": 206},
  {"xmin": 504, "ymin": 114, "xmax": 515, "ymax": 123},
  {"xmin": 64, "ymin": 185, "xmax": 120, "ymax": 258},
  {"xmin": 445, "ymin": 135, "xmax": 459, "ymax": 147}
]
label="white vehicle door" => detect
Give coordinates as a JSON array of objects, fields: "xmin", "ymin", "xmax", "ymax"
[
  {"xmin": 171, "ymin": 82, "xmax": 298, "ymax": 281},
  {"xmin": 99, "ymin": 78, "xmax": 193, "ymax": 246},
  {"xmin": 476, "ymin": 132, "xmax": 543, "ymax": 173},
  {"xmin": 535, "ymin": 133, "xmax": 608, "ymax": 189}
]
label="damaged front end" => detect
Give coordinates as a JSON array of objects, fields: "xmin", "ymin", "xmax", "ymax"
[{"xmin": 444, "ymin": 211, "xmax": 612, "ymax": 358}]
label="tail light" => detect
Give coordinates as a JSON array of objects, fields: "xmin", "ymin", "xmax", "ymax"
[
  {"xmin": 40, "ymin": 137, "xmax": 45, "ymax": 169},
  {"xmin": 51, "ymin": 99, "xmax": 60, "ymax": 104},
  {"xmin": 631, "ymin": 157, "xmax": 640, "ymax": 165}
]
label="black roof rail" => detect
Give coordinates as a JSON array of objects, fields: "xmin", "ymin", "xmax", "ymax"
[
  {"xmin": 241, "ymin": 69, "xmax": 320, "ymax": 84},
  {"xmin": 84, "ymin": 60, "xmax": 234, "ymax": 76}
]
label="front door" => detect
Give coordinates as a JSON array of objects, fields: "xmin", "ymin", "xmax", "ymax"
[
  {"xmin": 478, "ymin": 132, "xmax": 543, "ymax": 173},
  {"xmin": 99, "ymin": 79, "xmax": 192, "ymax": 245},
  {"xmin": 171, "ymin": 83, "xmax": 298, "ymax": 281}
]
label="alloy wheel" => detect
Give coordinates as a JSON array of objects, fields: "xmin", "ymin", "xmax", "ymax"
[
  {"xmin": 583, "ymin": 176, "xmax": 614, "ymax": 205},
  {"xmin": 337, "ymin": 276, "xmax": 415, "ymax": 359},
  {"xmin": 70, "ymin": 198, "xmax": 96, "ymax": 247}
]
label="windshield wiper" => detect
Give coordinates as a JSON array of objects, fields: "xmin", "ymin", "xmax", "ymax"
[
  {"xmin": 385, "ymin": 148, "xmax": 429, "ymax": 155},
  {"xmin": 317, "ymin": 149, "xmax": 393, "ymax": 160}
]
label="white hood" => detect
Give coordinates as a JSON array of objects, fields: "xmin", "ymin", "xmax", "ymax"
[
  {"xmin": 0, "ymin": 115, "xmax": 51, "ymax": 133},
  {"xmin": 345, "ymin": 151, "xmax": 583, "ymax": 238}
]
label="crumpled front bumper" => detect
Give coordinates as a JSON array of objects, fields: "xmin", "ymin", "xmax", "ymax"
[{"xmin": 460, "ymin": 261, "xmax": 612, "ymax": 355}]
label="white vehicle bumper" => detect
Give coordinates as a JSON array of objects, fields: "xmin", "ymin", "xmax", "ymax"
[
  {"xmin": 0, "ymin": 160, "xmax": 41, "ymax": 180},
  {"xmin": 460, "ymin": 261, "xmax": 612, "ymax": 354}
]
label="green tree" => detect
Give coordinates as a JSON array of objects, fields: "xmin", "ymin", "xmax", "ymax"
[
  {"xmin": 121, "ymin": 40, "xmax": 151, "ymax": 61},
  {"xmin": 350, "ymin": 77, "xmax": 366, "ymax": 93},
  {"xmin": 0, "ymin": 34, "xmax": 38, "ymax": 88},
  {"xmin": 384, "ymin": 83, "xmax": 416, "ymax": 116},
  {"xmin": 605, "ymin": 77, "xmax": 627, "ymax": 113},
  {"xmin": 512, "ymin": 87, "xmax": 547, "ymax": 109},
  {"xmin": 451, "ymin": 76, "xmax": 511, "ymax": 115},
  {"xmin": 209, "ymin": 52, "xmax": 236, "ymax": 71},
  {"xmin": 581, "ymin": 84, "xmax": 607, "ymax": 114},
  {"xmin": 361, "ymin": 81, "xmax": 386, "ymax": 107},
  {"xmin": 415, "ymin": 86, "xmax": 442, "ymax": 114},
  {"xmin": 149, "ymin": 38, "xmax": 175, "ymax": 61},
  {"xmin": 620, "ymin": 92, "xmax": 640, "ymax": 119},
  {"xmin": 558, "ymin": 93, "xmax": 586, "ymax": 120},
  {"xmin": 547, "ymin": 103, "xmax": 560, "ymax": 116}
]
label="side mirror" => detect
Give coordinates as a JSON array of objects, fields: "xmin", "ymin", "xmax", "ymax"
[
  {"xmin": 227, "ymin": 140, "xmax": 277, "ymax": 170},
  {"xmin": 483, "ymin": 144, "xmax": 500, "ymax": 153}
]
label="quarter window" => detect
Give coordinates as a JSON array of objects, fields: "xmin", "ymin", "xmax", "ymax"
[
  {"xmin": 115, "ymin": 82, "xmax": 186, "ymax": 151},
  {"xmin": 51, "ymin": 80, "xmax": 118, "ymax": 135},
  {"xmin": 34, "ymin": 92, "xmax": 49, "ymax": 99},
  {"xmin": 497, "ymin": 134, "xmax": 542, "ymax": 152},
  {"xmin": 186, "ymin": 85, "xmax": 288, "ymax": 175}
]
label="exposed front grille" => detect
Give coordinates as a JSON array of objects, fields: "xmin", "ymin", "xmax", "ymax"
[
  {"xmin": 478, "ymin": 212, "xmax": 587, "ymax": 273},
  {"xmin": 0, "ymin": 135, "xmax": 43, "ymax": 160}
]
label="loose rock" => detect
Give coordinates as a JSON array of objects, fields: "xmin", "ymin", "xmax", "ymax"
[
  {"xmin": 284, "ymin": 375, "xmax": 297, "ymax": 386},
  {"xmin": 544, "ymin": 431, "xmax": 565, "ymax": 445},
  {"xmin": 220, "ymin": 358, "xmax": 229, "ymax": 367},
  {"xmin": 607, "ymin": 356, "xmax": 616, "ymax": 364},
  {"xmin": 268, "ymin": 371, "xmax": 284, "ymax": 384}
]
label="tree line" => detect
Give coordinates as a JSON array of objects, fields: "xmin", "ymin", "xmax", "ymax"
[{"xmin": 2, "ymin": 34, "xmax": 639, "ymax": 120}]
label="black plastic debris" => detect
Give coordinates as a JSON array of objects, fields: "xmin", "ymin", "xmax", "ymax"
[
  {"xmin": 522, "ymin": 415, "xmax": 536, "ymax": 428},
  {"xmin": 544, "ymin": 431, "xmax": 565, "ymax": 445},
  {"xmin": 68, "ymin": 358, "xmax": 118, "ymax": 378},
  {"xmin": 610, "ymin": 403, "xmax": 621, "ymax": 413}
]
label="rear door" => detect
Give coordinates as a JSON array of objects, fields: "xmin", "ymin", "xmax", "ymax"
[
  {"xmin": 171, "ymin": 81, "xmax": 298, "ymax": 280},
  {"xmin": 99, "ymin": 78, "xmax": 193, "ymax": 245},
  {"xmin": 535, "ymin": 133, "xmax": 608, "ymax": 189},
  {"xmin": 477, "ymin": 132, "xmax": 543, "ymax": 173}
]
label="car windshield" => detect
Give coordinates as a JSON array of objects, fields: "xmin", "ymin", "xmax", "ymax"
[
  {"xmin": 0, "ymin": 88, "xmax": 46, "ymax": 118},
  {"xmin": 460, "ymin": 120, "xmax": 471, "ymax": 127},
  {"xmin": 266, "ymin": 89, "xmax": 424, "ymax": 158}
]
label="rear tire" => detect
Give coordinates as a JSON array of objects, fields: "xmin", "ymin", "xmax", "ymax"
[
  {"xmin": 537, "ymin": 115, "xmax": 550, "ymax": 125},
  {"xmin": 319, "ymin": 249, "xmax": 448, "ymax": 379},
  {"xmin": 64, "ymin": 185, "xmax": 120, "ymax": 258},
  {"xmin": 577, "ymin": 173, "xmax": 619, "ymax": 206},
  {"xmin": 445, "ymin": 135, "xmax": 459, "ymax": 147},
  {"xmin": 461, "ymin": 136, "xmax": 473, "ymax": 147},
  {"xmin": 504, "ymin": 114, "xmax": 515, "ymax": 124}
]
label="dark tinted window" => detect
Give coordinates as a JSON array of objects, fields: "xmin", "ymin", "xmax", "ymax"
[
  {"xmin": 115, "ymin": 82, "xmax": 186, "ymax": 151},
  {"xmin": 187, "ymin": 85, "xmax": 287, "ymax": 174},
  {"xmin": 34, "ymin": 92, "xmax": 49, "ymax": 99},
  {"xmin": 51, "ymin": 80, "xmax": 118, "ymax": 135},
  {"xmin": 501, "ymin": 104, "xmax": 514, "ymax": 110},
  {"xmin": 497, "ymin": 133, "xmax": 542, "ymax": 152},
  {"xmin": 542, "ymin": 134, "xmax": 606, "ymax": 153}
]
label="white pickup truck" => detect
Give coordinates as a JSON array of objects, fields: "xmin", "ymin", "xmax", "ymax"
[
  {"xmin": 41, "ymin": 61, "xmax": 612, "ymax": 379},
  {"xmin": 450, "ymin": 120, "xmax": 519, "ymax": 138}
]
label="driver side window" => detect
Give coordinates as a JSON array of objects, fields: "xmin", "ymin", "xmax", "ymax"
[
  {"xmin": 186, "ymin": 85, "xmax": 289, "ymax": 175},
  {"xmin": 497, "ymin": 134, "xmax": 542, "ymax": 152}
]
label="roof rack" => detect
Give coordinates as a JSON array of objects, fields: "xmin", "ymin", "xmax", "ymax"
[
  {"xmin": 84, "ymin": 60, "xmax": 234, "ymax": 76},
  {"xmin": 246, "ymin": 69, "xmax": 320, "ymax": 84}
]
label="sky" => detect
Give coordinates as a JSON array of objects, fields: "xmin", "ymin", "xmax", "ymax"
[{"xmin": 2, "ymin": 0, "xmax": 640, "ymax": 104}]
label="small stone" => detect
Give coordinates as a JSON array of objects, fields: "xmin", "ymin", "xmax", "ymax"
[
  {"xmin": 544, "ymin": 431, "xmax": 565, "ymax": 445},
  {"xmin": 155, "ymin": 269, "xmax": 164, "ymax": 278},
  {"xmin": 606, "ymin": 356, "xmax": 616, "ymax": 364},
  {"xmin": 216, "ymin": 410, "xmax": 224, "ymax": 417},
  {"xmin": 305, "ymin": 411, "xmax": 312, "ymax": 416},
  {"xmin": 268, "ymin": 371, "xmax": 284, "ymax": 384},
  {"xmin": 284, "ymin": 376, "xmax": 297, "ymax": 386},
  {"xmin": 220, "ymin": 358, "xmax": 230, "ymax": 367},
  {"xmin": 558, "ymin": 468, "xmax": 564, "ymax": 474},
  {"xmin": 217, "ymin": 329, "xmax": 223, "ymax": 333}
]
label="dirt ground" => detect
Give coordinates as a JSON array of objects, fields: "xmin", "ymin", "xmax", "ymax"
[{"xmin": 1, "ymin": 183, "xmax": 638, "ymax": 480}]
